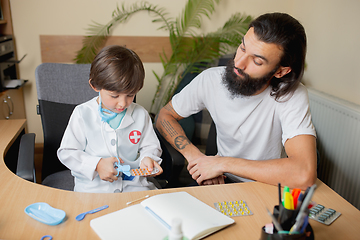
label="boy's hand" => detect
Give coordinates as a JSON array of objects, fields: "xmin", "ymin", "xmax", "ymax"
[
  {"xmin": 140, "ymin": 157, "xmax": 163, "ymax": 176},
  {"xmin": 96, "ymin": 157, "xmax": 123, "ymax": 182}
]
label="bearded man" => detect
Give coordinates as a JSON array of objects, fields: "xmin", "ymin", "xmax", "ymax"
[{"xmin": 155, "ymin": 12, "xmax": 317, "ymax": 190}]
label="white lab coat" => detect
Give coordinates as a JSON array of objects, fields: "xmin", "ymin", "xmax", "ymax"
[{"xmin": 57, "ymin": 97, "xmax": 162, "ymax": 193}]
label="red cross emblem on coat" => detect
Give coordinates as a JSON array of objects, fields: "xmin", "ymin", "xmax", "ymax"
[{"xmin": 129, "ymin": 130, "xmax": 141, "ymax": 144}]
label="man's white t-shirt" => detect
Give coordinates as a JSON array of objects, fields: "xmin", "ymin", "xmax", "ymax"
[{"xmin": 172, "ymin": 66, "xmax": 316, "ymax": 182}]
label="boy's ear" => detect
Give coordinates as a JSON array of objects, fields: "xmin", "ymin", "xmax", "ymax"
[
  {"xmin": 89, "ymin": 79, "xmax": 100, "ymax": 92},
  {"xmin": 274, "ymin": 66, "xmax": 291, "ymax": 78}
]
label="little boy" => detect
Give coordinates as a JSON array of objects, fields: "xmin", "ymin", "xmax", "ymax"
[{"xmin": 57, "ymin": 45, "xmax": 163, "ymax": 193}]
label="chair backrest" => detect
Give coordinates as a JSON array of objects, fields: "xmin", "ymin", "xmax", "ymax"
[
  {"xmin": 36, "ymin": 63, "xmax": 97, "ymax": 180},
  {"xmin": 205, "ymin": 120, "xmax": 217, "ymax": 156}
]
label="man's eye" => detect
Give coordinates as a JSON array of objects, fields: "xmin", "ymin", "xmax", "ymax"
[
  {"xmin": 254, "ymin": 59, "xmax": 263, "ymax": 66},
  {"xmin": 111, "ymin": 95, "xmax": 118, "ymax": 98},
  {"xmin": 240, "ymin": 45, "xmax": 245, "ymax": 52}
]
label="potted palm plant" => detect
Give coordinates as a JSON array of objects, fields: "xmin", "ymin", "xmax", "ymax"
[{"xmin": 75, "ymin": 0, "xmax": 252, "ymax": 115}]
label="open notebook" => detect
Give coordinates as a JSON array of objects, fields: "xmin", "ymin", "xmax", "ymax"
[{"xmin": 90, "ymin": 192, "xmax": 235, "ymax": 240}]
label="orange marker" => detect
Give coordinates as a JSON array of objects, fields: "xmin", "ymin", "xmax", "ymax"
[{"xmin": 291, "ymin": 188, "xmax": 301, "ymax": 209}]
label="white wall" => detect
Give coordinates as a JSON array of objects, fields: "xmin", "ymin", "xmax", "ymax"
[
  {"xmin": 10, "ymin": 0, "xmax": 360, "ymax": 143},
  {"xmin": 291, "ymin": 0, "xmax": 360, "ymax": 104}
]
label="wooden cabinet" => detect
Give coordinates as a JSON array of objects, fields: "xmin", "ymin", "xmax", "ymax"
[
  {"xmin": 0, "ymin": 1, "xmax": 25, "ymax": 120},
  {"xmin": 0, "ymin": 0, "xmax": 14, "ymax": 35},
  {"xmin": 0, "ymin": 88, "xmax": 25, "ymax": 119}
]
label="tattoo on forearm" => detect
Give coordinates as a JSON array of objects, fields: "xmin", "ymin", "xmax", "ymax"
[
  {"xmin": 164, "ymin": 104, "xmax": 173, "ymax": 112},
  {"xmin": 164, "ymin": 103, "xmax": 182, "ymax": 121},
  {"xmin": 157, "ymin": 127, "xmax": 168, "ymax": 138},
  {"xmin": 174, "ymin": 136, "xmax": 190, "ymax": 150},
  {"xmin": 160, "ymin": 119, "xmax": 178, "ymax": 137}
]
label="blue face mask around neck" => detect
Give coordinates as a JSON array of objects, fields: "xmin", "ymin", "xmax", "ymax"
[
  {"xmin": 98, "ymin": 92, "xmax": 118, "ymax": 122},
  {"xmin": 98, "ymin": 92, "xmax": 127, "ymax": 129}
]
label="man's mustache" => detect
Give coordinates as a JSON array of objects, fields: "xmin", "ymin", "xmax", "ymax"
[{"xmin": 233, "ymin": 65, "xmax": 248, "ymax": 79}]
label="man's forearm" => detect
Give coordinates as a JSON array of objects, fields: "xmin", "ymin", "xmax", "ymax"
[
  {"xmin": 221, "ymin": 156, "xmax": 316, "ymax": 190},
  {"xmin": 188, "ymin": 135, "xmax": 317, "ymax": 189},
  {"xmin": 156, "ymin": 114, "xmax": 192, "ymax": 151},
  {"xmin": 221, "ymin": 135, "xmax": 317, "ymax": 189},
  {"xmin": 155, "ymin": 103, "xmax": 204, "ymax": 162}
]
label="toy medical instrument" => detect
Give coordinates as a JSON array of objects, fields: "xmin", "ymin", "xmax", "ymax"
[
  {"xmin": 25, "ymin": 202, "xmax": 65, "ymax": 225},
  {"xmin": 114, "ymin": 161, "xmax": 131, "ymax": 177},
  {"xmin": 114, "ymin": 160, "xmax": 159, "ymax": 177},
  {"xmin": 41, "ymin": 235, "xmax": 53, "ymax": 240},
  {"xmin": 76, "ymin": 205, "xmax": 109, "ymax": 221}
]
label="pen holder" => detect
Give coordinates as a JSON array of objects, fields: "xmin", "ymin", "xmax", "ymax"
[
  {"xmin": 260, "ymin": 205, "xmax": 314, "ymax": 240},
  {"xmin": 275, "ymin": 204, "xmax": 300, "ymax": 230}
]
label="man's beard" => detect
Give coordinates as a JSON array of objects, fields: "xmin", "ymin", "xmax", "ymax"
[{"xmin": 222, "ymin": 59, "xmax": 278, "ymax": 97}]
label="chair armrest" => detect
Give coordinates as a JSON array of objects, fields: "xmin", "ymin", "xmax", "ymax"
[
  {"xmin": 154, "ymin": 127, "xmax": 186, "ymax": 187},
  {"xmin": 16, "ymin": 133, "xmax": 36, "ymax": 182}
]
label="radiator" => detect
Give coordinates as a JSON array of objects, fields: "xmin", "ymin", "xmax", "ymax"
[{"xmin": 308, "ymin": 87, "xmax": 360, "ymax": 210}]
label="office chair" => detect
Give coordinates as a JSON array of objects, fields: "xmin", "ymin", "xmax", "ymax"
[
  {"xmin": 17, "ymin": 63, "xmax": 96, "ymax": 190},
  {"xmin": 16, "ymin": 63, "xmax": 169, "ymax": 190}
]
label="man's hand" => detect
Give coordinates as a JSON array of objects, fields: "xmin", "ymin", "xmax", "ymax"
[
  {"xmin": 187, "ymin": 155, "xmax": 224, "ymax": 185},
  {"xmin": 201, "ymin": 175, "xmax": 226, "ymax": 185}
]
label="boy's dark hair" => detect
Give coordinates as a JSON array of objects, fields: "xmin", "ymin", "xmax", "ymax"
[
  {"xmin": 249, "ymin": 12, "xmax": 307, "ymax": 100},
  {"xmin": 89, "ymin": 45, "xmax": 144, "ymax": 94}
]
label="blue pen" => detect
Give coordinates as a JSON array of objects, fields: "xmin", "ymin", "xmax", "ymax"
[
  {"xmin": 290, "ymin": 212, "xmax": 306, "ymax": 233},
  {"xmin": 300, "ymin": 216, "xmax": 309, "ymax": 233},
  {"xmin": 145, "ymin": 206, "xmax": 171, "ymax": 230},
  {"xmin": 296, "ymin": 193, "xmax": 304, "ymax": 210},
  {"xmin": 291, "ymin": 184, "xmax": 317, "ymax": 233},
  {"xmin": 297, "ymin": 184, "xmax": 316, "ymax": 222}
]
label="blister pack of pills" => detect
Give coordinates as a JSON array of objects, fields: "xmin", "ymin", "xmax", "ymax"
[
  {"xmin": 309, "ymin": 204, "xmax": 341, "ymax": 225},
  {"xmin": 130, "ymin": 168, "xmax": 159, "ymax": 176},
  {"xmin": 214, "ymin": 200, "xmax": 253, "ymax": 217}
]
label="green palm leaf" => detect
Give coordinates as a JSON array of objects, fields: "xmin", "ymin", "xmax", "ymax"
[
  {"xmin": 74, "ymin": 0, "xmax": 252, "ymax": 114},
  {"xmin": 176, "ymin": 0, "xmax": 219, "ymax": 36},
  {"xmin": 74, "ymin": 1, "xmax": 173, "ymax": 63}
]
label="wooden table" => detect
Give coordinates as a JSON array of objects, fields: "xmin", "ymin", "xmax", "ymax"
[{"xmin": 1, "ymin": 119, "xmax": 360, "ymax": 239}]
